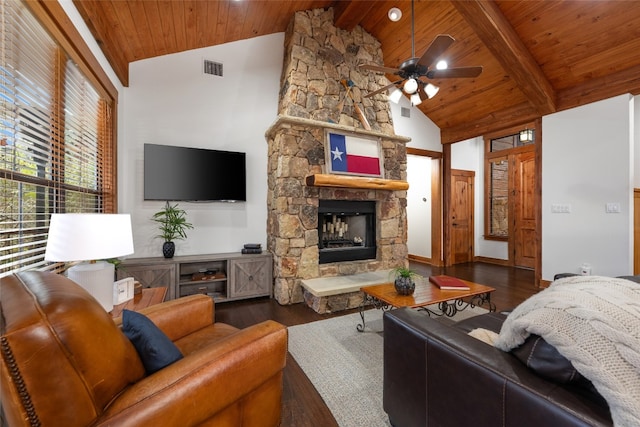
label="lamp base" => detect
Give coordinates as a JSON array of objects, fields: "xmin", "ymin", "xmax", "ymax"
[{"xmin": 67, "ymin": 261, "xmax": 115, "ymax": 312}]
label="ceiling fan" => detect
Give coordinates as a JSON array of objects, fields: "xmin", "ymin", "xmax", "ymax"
[{"xmin": 360, "ymin": 0, "xmax": 482, "ymax": 105}]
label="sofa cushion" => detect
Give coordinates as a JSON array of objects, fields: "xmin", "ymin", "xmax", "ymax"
[
  {"xmin": 122, "ymin": 309, "xmax": 184, "ymax": 374},
  {"xmin": 512, "ymin": 334, "xmax": 584, "ymax": 383},
  {"xmin": 456, "ymin": 312, "xmax": 601, "ymax": 396}
]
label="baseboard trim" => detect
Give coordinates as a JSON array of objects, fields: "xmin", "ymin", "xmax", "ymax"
[
  {"xmin": 408, "ymin": 254, "xmax": 432, "ymax": 265},
  {"xmin": 473, "ymin": 256, "xmax": 511, "ymax": 266}
]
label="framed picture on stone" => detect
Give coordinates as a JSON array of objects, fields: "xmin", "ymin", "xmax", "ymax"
[{"xmin": 324, "ymin": 130, "xmax": 384, "ymax": 178}]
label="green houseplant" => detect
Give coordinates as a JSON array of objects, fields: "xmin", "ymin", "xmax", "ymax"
[
  {"xmin": 390, "ymin": 266, "xmax": 418, "ymax": 296},
  {"xmin": 152, "ymin": 202, "xmax": 193, "ymax": 258}
]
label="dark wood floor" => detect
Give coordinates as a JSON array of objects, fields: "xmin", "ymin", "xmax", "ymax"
[{"xmin": 214, "ymin": 262, "xmax": 540, "ymax": 427}]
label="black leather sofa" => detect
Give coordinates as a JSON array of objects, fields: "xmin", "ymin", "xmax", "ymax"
[{"xmin": 383, "ymin": 308, "xmax": 612, "ymax": 427}]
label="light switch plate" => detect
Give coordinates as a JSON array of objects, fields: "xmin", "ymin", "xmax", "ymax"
[
  {"xmin": 605, "ymin": 202, "xmax": 621, "ymax": 213},
  {"xmin": 551, "ymin": 203, "xmax": 571, "ymax": 213}
]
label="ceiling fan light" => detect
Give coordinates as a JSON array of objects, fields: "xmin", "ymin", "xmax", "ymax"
[
  {"xmin": 436, "ymin": 60, "xmax": 448, "ymax": 70},
  {"xmin": 403, "ymin": 78, "xmax": 418, "ymax": 94},
  {"xmin": 425, "ymin": 83, "xmax": 439, "ymax": 99},
  {"xmin": 410, "ymin": 93, "xmax": 422, "ymax": 106},
  {"xmin": 388, "ymin": 88, "xmax": 403, "ymax": 104},
  {"xmin": 388, "ymin": 7, "xmax": 402, "ymax": 22}
]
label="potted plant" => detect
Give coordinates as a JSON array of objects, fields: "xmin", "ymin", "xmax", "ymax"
[
  {"xmin": 152, "ymin": 202, "xmax": 193, "ymax": 258},
  {"xmin": 390, "ymin": 266, "xmax": 418, "ymax": 295}
]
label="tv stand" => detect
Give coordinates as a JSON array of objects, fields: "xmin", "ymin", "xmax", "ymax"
[{"xmin": 116, "ymin": 252, "xmax": 272, "ymax": 302}]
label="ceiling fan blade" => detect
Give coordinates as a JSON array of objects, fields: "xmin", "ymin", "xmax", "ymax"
[
  {"xmin": 427, "ymin": 66, "xmax": 483, "ymax": 79},
  {"xmin": 417, "ymin": 34, "xmax": 455, "ymax": 68},
  {"xmin": 363, "ymin": 80, "xmax": 404, "ymax": 98},
  {"xmin": 359, "ymin": 64, "xmax": 402, "ymax": 74}
]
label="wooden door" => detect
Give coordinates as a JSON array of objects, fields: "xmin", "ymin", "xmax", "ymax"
[
  {"xmin": 513, "ymin": 151, "xmax": 537, "ymax": 268},
  {"xmin": 450, "ymin": 170, "xmax": 474, "ymax": 264}
]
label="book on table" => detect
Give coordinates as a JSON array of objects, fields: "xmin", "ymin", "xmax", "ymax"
[{"xmin": 429, "ymin": 275, "xmax": 471, "ymax": 290}]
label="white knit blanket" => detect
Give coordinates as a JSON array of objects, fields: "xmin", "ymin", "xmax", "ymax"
[{"xmin": 494, "ymin": 275, "xmax": 640, "ymax": 427}]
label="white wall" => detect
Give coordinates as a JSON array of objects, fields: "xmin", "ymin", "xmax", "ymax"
[
  {"xmin": 542, "ymin": 94, "xmax": 634, "ymax": 279},
  {"xmin": 120, "ymin": 34, "xmax": 284, "ymax": 258},
  {"xmin": 390, "ymin": 96, "xmax": 441, "ymax": 259},
  {"xmin": 390, "ymin": 96, "xmax": 441, "ymax": 151}
]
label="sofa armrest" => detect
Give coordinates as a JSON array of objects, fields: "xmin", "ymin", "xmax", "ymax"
[
  {"xmin": 96, "ymin": 320, "xmax": 287, "ymax": 427},
  {"xmin": 383, "ymin": 308, "xmax": 611, "ymax": 427},
  {"xmin": 113, "ymin": 294, "xmax": 214, "ymax": 341}
]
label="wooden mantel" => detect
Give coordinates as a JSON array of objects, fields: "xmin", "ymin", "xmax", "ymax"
[{"xmin": 306, "ymin": 174, "xmax": 409, "ymax": 191}]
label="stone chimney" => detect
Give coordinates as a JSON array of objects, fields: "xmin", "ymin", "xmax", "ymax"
[{"xmin": 266, "ymin": 8, "xmax": 410, "ymax": 306}]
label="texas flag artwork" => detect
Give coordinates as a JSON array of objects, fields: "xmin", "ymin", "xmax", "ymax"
[{"xmin": 328, "ymin": 132, "xmax": 382, "ymax": 176}]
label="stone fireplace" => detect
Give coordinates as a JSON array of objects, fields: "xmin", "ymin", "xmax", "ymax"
[
  {"xmin": 265, "ymin": 8, "xmax": 410, "ymax": 308},
  {"xmin": 318, "ymin": 199, "xmax": 376, "ymax": 264}
]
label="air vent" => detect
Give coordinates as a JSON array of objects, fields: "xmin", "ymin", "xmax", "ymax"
[
  {"xmin": 203, "ymin": 60, "xmax": 223, "ymax": 77},
  {"xmin": 401, "ymin": 107, "xmax": 411, "ymax": 118}
]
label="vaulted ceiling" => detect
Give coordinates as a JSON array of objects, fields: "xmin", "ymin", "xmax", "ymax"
[{"xmin": 73, "ymin": 0, "xmax": 640, "ymax": 143}]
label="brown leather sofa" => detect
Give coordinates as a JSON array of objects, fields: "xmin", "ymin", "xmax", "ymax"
[
  {"xmin": 383, "ymin": 308, "xmax": 612, "ymax": 427},
  {"xmin": 0, "ymin": 271, "xmax": 287, "ymax": 427}
]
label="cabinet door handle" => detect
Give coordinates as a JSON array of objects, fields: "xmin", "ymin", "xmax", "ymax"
[{"xmin": 248, "ymin": 275, "xmax": 254, "ymax": 281}]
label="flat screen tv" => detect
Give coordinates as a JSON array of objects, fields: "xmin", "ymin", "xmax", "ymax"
[{"xmin": 144, "ymin": 143, "xmax": 246, "ymax": 202}]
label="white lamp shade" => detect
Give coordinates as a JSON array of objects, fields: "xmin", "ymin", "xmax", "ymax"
[
  {"xmin": 45, "ymin": 213, "xmax": 134, "ymax": 262},
  {"xmin": 425, "ymin": 83, "xmax": 440, "ymax": 99},
  {"xmin": 388, "ymin": 88, "xmax": 403, "ymax": 104},
  {"xmin": 410, "ymin": 93, "xmax": 422, "ymax": 106},
  {"xmin": 403, "ymin": 78, "xmax": 418, "ymax": 94}
]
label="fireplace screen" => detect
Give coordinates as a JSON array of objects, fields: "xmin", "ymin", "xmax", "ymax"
[{"xmin": 318, "ymin": 200, "xmax": 376, "ymax": 264}]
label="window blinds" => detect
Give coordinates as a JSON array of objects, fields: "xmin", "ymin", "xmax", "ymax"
[{"xmin": 0, "ymin": 0, "xmax": 114, "ymax": 276}]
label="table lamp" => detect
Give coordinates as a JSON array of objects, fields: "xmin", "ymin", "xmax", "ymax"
[{"xmin": 44, "ymin": 213, "xmax": 134, "ymax": 312}]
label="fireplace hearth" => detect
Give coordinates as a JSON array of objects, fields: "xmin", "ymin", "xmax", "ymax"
[{"xmin": 318, "ymin": 200, "xmax": 376, "ymax": 264}]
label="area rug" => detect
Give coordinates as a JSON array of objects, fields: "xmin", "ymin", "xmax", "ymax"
[{"xmin": 287, "ymin": 305, "xmax": 488, "ymax": 427}]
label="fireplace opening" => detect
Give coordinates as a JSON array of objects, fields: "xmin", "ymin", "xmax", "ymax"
[{"xmin": 318, "ymin": 200, "xmax": 376, "ymax": 264}]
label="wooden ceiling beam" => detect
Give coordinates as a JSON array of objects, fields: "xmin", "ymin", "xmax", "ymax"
[
  {"xmin": 450, "ymin": 0, "xmax": 556, "ymax": 116},
  {"xmin": 333, "ymin": 0, "xmax": 375, "ymax": 31},
  {"xmin": 556, "ymin": 63, "xmax": 640, "ymax": 112},
  {"xmin": 440, "ymin": 101, "xmax": 539, "ymax": 144}
]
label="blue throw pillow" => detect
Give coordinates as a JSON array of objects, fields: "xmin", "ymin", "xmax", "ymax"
[{"xmin": 122, "ymin": 309, "xmax": 183, "ymax": 374}]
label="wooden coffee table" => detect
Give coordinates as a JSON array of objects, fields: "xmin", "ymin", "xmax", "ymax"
[{"xmin": 358, "ymin": 278, "xmax": 495, "ymax": 331}]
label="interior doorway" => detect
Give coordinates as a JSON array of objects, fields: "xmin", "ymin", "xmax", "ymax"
[
  {"xmin": 484, "ymin": 124, "xmax": 540, "ymax": 273},
  {"xmin": 406, "ymin": 148, "xmax": 442, "ymax": 266}
]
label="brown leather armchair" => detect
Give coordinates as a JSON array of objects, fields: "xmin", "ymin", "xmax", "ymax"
[{"xmin": 0, "ymin": 271, "xmax": 287, "ymax": 427}]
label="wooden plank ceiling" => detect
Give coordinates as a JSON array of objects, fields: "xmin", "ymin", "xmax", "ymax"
[{"xmin": 73, "ymin": 0, "xmax": 640, "ymax": 143}]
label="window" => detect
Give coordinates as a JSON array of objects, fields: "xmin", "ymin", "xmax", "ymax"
[
  {"xmin": 484, "ymin": 129, "xmax": 535, "ymax": 239},
  {"xmin": 0, "ymin": 1, "xmax": 115, "ymax": 276},
  {"xmin": 488, "ymin": 156, "xmax": 509, "ymax": 237}
]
